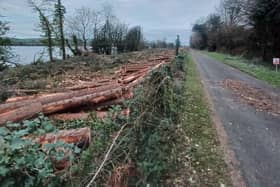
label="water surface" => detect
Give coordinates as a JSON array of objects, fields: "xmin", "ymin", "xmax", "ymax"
[{"xmin": 11, "ymin": 46, "xmax": 70, "ymax": 65}]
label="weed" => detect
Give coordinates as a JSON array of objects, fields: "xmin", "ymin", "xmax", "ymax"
[{"xmin": 0, "ymin": 115, "xmax": 81, "ymax": 186}]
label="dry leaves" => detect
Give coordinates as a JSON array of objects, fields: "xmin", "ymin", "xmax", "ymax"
[{"xmin": 222, "ymin": 79, "xmax": 280, "ymax": 116}]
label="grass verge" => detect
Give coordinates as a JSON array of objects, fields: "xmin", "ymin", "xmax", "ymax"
[
  {"xmin": 205, "ymin": 51, "xmax": 280, "ymax": 88},
  {"xmin": 183, "ymin": 52, "xmax": 230, "ymax": 186}
]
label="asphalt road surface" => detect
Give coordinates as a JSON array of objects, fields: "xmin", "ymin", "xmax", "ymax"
[{"xmin": 191, "ymin": 50, "xmax": 280, "ymax": 187}]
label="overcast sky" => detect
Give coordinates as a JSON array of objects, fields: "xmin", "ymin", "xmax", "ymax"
[{"xmin": 0, "ymin": 0, "xmax": 220, "ymax": 45}]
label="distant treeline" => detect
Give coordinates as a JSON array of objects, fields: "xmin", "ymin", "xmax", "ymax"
[
  {"xmin": 8, "ymin": 38, "xmax": 80, "ymax": 47},
  {"xmin": 190, "ymin": 0, "xmax": 280, "ymax": 63},
  {"xmin": 9, "ymin": 38, "xmax": 44, "ymax": 46}
]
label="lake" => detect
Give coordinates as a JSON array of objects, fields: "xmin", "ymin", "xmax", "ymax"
[{"xmin": 11, "ymin": 46, "xmax": 71, "ymax": 65}]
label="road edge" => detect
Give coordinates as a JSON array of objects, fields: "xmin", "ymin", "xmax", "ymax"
[{"xmin": 191, "ymin": 51, "xmax": 247, "ymax": 187}]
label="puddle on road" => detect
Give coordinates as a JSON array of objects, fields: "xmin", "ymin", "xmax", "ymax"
[{"xmin": 221, "ymin": 79, "xmax": 280, "ymax": 117}]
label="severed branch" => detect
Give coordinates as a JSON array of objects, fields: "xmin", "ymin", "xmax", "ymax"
[{"xmin": 86, "ymin": 124, "xmax": 127, "ymax": 187}]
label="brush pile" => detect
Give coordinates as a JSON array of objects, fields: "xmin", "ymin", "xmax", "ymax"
[{"xmin": 0, "ymin": 52, "xmax": 174, "ymax": 125}]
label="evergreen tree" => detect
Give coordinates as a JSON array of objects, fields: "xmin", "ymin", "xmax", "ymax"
[
  {"xmin": 53, "ymin": 0, "xmax": 66, "ymax": 60},
  {"xmin": 29, "ymin": 0, "xmax": 54, "ymax": 62},
  {"xmin": 0, "ymin": 20, "xmax": 11, "ymax": 70},
  {"xmin": 125, "ymin": 26, "xmax": 143, "ymax": 52}
]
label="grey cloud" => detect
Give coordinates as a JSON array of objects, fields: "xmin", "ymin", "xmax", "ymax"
[{"xmin": 1, "ymin": 0, "xmax": 220, "ymax": 44}]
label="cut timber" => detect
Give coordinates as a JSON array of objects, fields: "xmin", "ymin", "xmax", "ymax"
[
  {"xmin": 93, "ymin": 98, "xmax": 125, "ymax": 110},
  {"xmin": 66, "ymin": 79, "xmax": 113, "ymax": 91},
  {"xmin": 95, "ymin": 108, "xmax": 131, "ymax": 119},
  {"xmin": 0, "ymin": 100, "xmax": 39, "ymax": 114},
  {"xmin": 5, "ymin": 93, "xmax": 66, "ymax": 104},
  {"xmin": 49, "ymin": 107, "xmax": 131, "ymax": 121},
  {"xmin": 1, "ymin": 84, "xmax": 121, "ymax": 114},
  {"xmin": 50, "ymin": 112, "xmax": 90, "ymax": 121},
  {"xmin": 0, "ymin": 102, "xmax": 43, "ymax": 126},
  {"xmin": 43, "ymin": 87, "xmax": 123, "ymax": 114},
  {"xmin": 0, "ymin": 52, "xmax": 174, "ymax": 124},
  {"xmin": 37, "ymin": 84, "xmax": 121, "ymax": 105},
  {"xmin": 33, "ymin": 127, "xmax": 91, "ymax": 170},
  {"xmin": 121, "ymin": 72, "xmax": 146, "ymax": 84},
  {"xmin": 34, "ymin": 127, "xmax": 91, "ymax": 148},
  {"xmin": 93, "ymin": 90, "xmax": 133, "ymax": 110}
]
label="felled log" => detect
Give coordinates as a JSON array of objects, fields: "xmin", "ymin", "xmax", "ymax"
[
  {"xmin": 148, "ymin": 56, "xmax": 172, "ymax": 62},
  {"xmin": 93, "ymin": 98, "xmax": 125, "ymax": 110},
  {"xmin": 34, "ymin": 127, "xmax": 91, "ymax": 148},
  {"xmin": 50, "ymin": 112, "xmax": 90, "ymax": 121},
  {"xmin": 0, "ymin": 92, "xmax": 67, "ymax": 114},
  {"xmin": 49, "ymin": 111, "xmax": 109, "ymax": 121},
  {"xmin": 0, "ymin": 100, "xmax": 38, "ymax": 114},
  {"xmin": 66, "ymin": 79, "xmax": 113, "ymax": 91},
  {"xmin": 43, "ymin": 87, "xmax": 123, "ymax": 114},
  {"xmin": 5, "ymin": 93, "xmax": 64, "ymax": 103},
  {"xmin": 95, "ymin": 108, "xmax": 131, "ymax": 119},
  {"xmin": 120, "ymin": 72, "xmax": 147, "ymax": 84},
  {"xmin": 33, "ymin": 127, "xmax": 91, "ymax": 170},
  {"xmin": 1, "ymin": 84, "xmax": 121, "ymax": 114},
  {"xmin": 0, "ymin": 102, "xmax": 43, "ymax": 126},
  {"xmin": 49, "ymin": 108, "xmax": 131, "ymax": 121},
  {"xmin": 0, "ymin": 85, "xmax": 123, "ymax": 124},
  {"xmin": 93, "ymin": 90, "xmax": 133, "ymax": 110},
  {"xmin": 38, "ymin": 83, "xmax": 121, "ymax": 105},
  {"xmin": 0, "ymin": 55, "xmax": 172, "ymax": 125},
  {"xmin": 125, "ymin": 75, "xmax": 146, "ymax": 90}
]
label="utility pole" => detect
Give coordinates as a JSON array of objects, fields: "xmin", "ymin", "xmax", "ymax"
[{"xmin": 175, "ymin": 35, "xmax": 181, "ymax": 56}]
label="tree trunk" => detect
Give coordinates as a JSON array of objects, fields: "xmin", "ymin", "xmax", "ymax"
[
  {"xmin": 34, "ymin": 127, "xmax": 91, "ymax": 148},
  {"xmin": 0, "ymin": 102, "xmax": 43, "ymax": 126},
  {"xmin": 65, "ymin": 39, "xmax": 76, "ymax": 56},
  {"xmin": 57, "ymin": 0, "xmax": 66, "ymax": 60},
  {"xmin": 42, "ymin": 87, "xmax": 123, "ymax": 114},
  {"xmin": 47, "ymin": 24, "xmax": 53, "ymax": 62},
  {"xmin": 83, "ymin": 34, "xmax": 87, "ymax": 51}
]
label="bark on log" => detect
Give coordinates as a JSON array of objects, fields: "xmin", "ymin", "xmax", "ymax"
[
  {"xmin": 1, "ymin": 84, "xmax": 121, "ymax": 114},
  {"xmin": 66, "ymin": 79, "xmax": 113, "ymax": 91},
  {"xmin": 50, "ymin": 112, "xmax": 90, "ymax": 121},
  {"xmin": 0, "ymin": 102, "xmax": 43, "ymax": 125},
  {"xmin": 5, "ymin": 93, "xmax": 63, "ymax": 103},
  {"xmin": 0, "ymin": 56, "xmax": 171, "ymax": 124},
  {"xmin": 43, "ymin": 87, "xmax": 123, "ymax": 114},
  {"xmin": 34, "ymin": 127, "xmax": 91, "ymax": 148},
  {"xmin": 120, "ymin": 72, "xmax": 147, "ymax": 84},
  {"xmin": 33, "ymin": 127, "xmax": 91, "ymax": 170},
  {"xmin": 93, "ymin": 98, "xmax": 125, "ymax": 110},
  {"xmin": 38, "ymin": 84, "xmax": 121, "ymax": 105}
]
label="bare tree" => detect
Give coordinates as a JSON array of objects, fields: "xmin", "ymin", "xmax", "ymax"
[
  {"xmin": 67, "ymin": 7, "xmax": 99, "ymax": 51},
  {"xmin": 217, "ymin": 0, "xmax": 245, "ymax": 26}
]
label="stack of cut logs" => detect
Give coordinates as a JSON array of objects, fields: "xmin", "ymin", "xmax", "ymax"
[
  {"xmin": 0, "ymin": 54, "xmax": 173, "ymax": 126},
  {"xmin": 0, "ymin": 53, "xmax": 173, "ymax": 170}
]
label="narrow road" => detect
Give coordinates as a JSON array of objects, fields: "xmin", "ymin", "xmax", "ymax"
[{"xmin": 191, "ymin": 50, "xmax": 280, "ymax": 187}]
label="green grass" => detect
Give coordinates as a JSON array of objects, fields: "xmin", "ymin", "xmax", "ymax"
[
  {"xmin": 205, "ymin": 51, "xmax": 280, "ymax": 88},
  {"xmin": 183, "ymin": 53, "xmax": 230, "ymax": 186}
]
